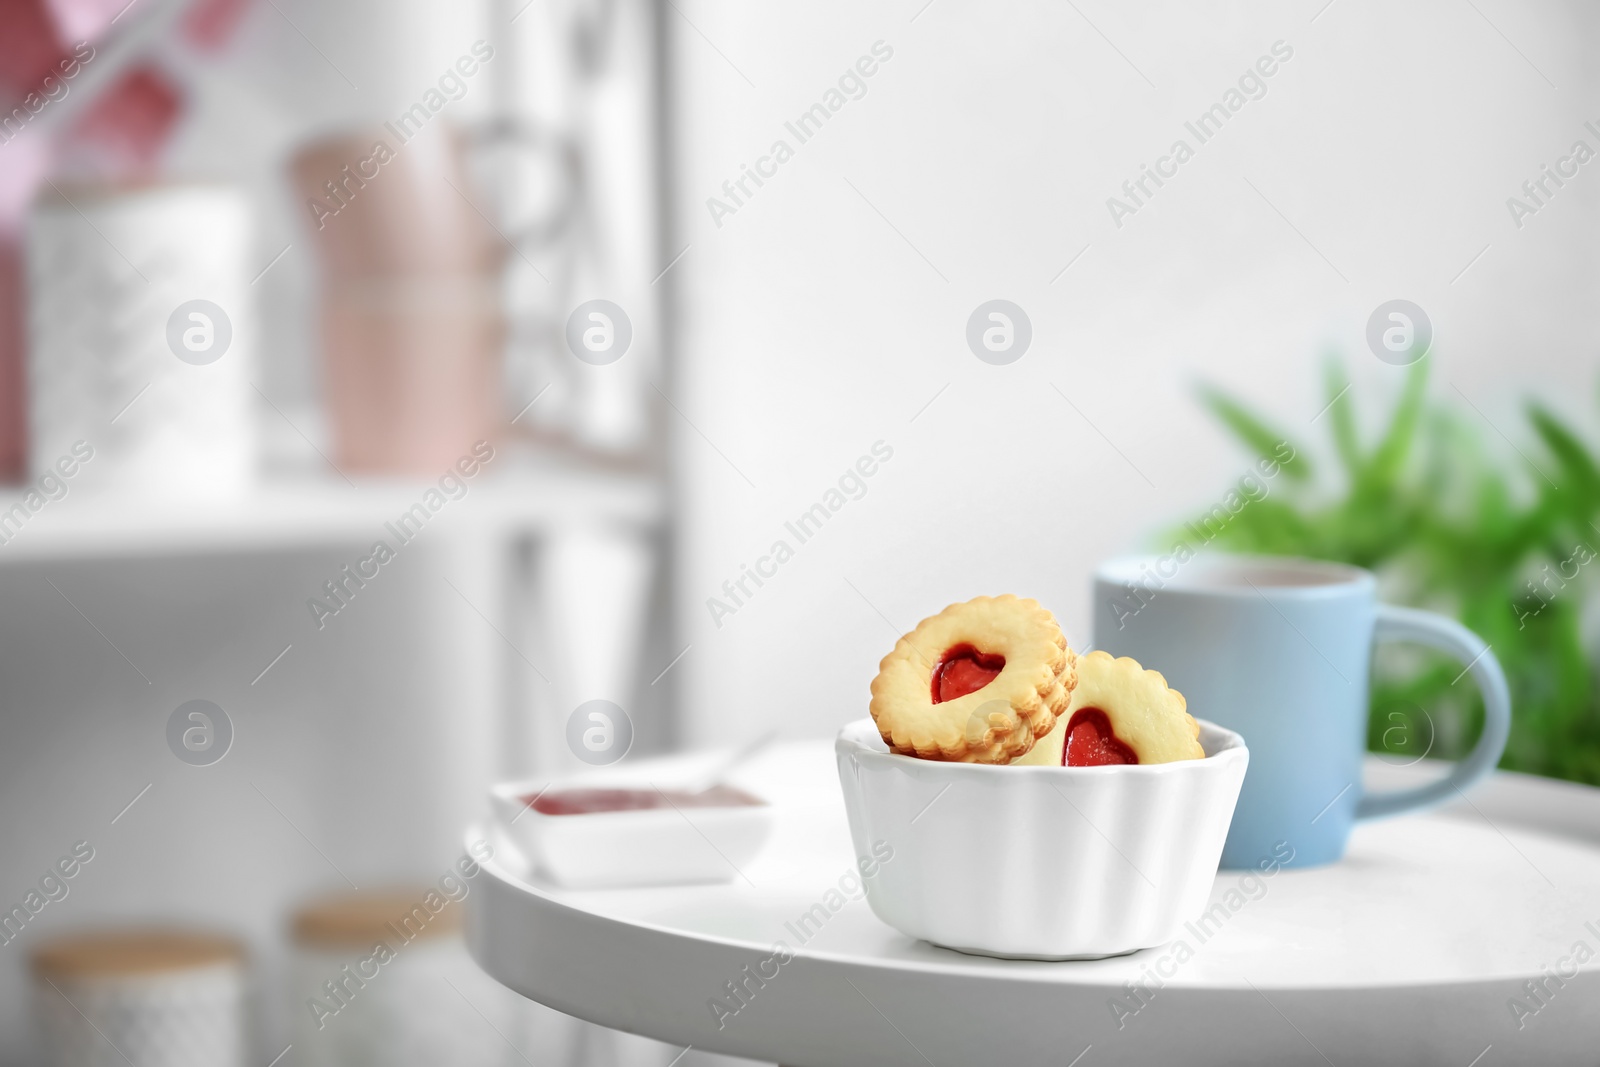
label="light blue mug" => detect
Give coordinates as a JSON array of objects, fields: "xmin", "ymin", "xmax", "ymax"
[{"xmin": 1093, "ymin": 555, "xmax": 1511, "ymax": 868}]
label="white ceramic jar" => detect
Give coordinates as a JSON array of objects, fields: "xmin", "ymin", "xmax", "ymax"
[
  {"xmin": 26, "ymin": 182, "xmax": 255, "ymax": 497},
  {"xmin": 32, "ymin": 930, "xmax": 247, "ymax": 1067}
]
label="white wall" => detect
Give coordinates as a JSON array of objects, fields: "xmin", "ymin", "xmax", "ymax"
[{"xmin": 668, "ymin": 0, "xmax": 1599, "ymax": 745}]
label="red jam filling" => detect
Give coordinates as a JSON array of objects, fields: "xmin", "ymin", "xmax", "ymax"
[
  {"xmin": 1063, "ymin": 708, "xmax": 1139, "ymax": 767},
  {"xmin": 930, "ymin": 644, "xmax": 1005, "ymax": 703},
  {"xmin": 526, "ymin": 785, "xmax": 762, "ymax": 816}
]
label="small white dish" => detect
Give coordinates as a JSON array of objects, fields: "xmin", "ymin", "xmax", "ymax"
[
  {"xmin": 491, "ymin": 763, "xmax": 774, "ymax": 890},
  {"xmin": 835, "ymin": 717, "xmax": 1248, "ymax": 959}
]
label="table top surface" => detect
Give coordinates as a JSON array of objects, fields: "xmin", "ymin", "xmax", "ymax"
[{"xmin": 468, "ymin": 741, "xmax": 1600, "ymax": 1065}]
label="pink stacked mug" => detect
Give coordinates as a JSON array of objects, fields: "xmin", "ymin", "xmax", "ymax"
[{"xmin": 291, "ymin": 125, "xmax": 503, "ymax": 477}]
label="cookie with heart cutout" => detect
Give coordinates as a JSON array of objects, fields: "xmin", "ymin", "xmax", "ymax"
[
  {"xmin": 869, "ymin": 595, "xmax": 1077, "ymax": 763},
  {"xmin": 1013, "ymin": 649, "xmax": 1203, "ymax": 766}
]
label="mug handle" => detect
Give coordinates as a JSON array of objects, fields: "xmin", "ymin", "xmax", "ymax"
[{"xmin": 1356, "ymin": 604, "xmax": 1512, "ymax": 819}]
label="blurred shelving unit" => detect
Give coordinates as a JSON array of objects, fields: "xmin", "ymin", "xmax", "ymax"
[
  {"xmin": 0, "ymin": 454, "xmax": 663, "ymax": 565},
  {"xmin": 0, "ymin": 442, "xmax": 671, "ymax": 1063},
  {"xmin": 0, "ymin": 0, "xmax": 676, "ymax": 1059}
]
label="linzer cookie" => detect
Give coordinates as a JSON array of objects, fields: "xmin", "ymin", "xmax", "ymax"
[
  {"xmin": 869, "ymin": 595, "xmax": 1076, "ymax": 763},
  {"xmin": 1014, "ymin": 650, "xmax": 1203, "ymax": 767}
]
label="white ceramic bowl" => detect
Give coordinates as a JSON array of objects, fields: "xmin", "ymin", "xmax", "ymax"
[
  {"xmin": 490, "ymin": 767, "xmax": 774, "ymax": 890},
  {"xmin": 835, "ymin": 717, "xmax": 1248, "ymax": 959}
]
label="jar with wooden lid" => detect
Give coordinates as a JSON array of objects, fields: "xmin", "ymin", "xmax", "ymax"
[
  {"xmin": 290, "ymin": 889, "xmax": 515, "ymax": 1066},
  {"xmin": 32, "ymin": 929, "xmax": 247, "ymax": 1067}
]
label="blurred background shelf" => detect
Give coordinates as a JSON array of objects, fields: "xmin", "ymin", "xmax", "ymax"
[
  {"xmin": 0, "ymin": 454, "xmax": 664, "ymax": 564},
  {"xmin": 0, "ymin": 0, "xmax": 692, "ymax": 1060}
]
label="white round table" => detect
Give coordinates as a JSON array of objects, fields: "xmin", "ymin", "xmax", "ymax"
[{"xmin": 467, "ymin": 742, "xmax": 1600, "ymax": 1066}]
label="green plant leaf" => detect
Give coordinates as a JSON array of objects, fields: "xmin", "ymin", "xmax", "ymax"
[
  {"xmin": 1528, "ymin": 402, "xmax": 1600, "ymax": 507},
  {"xmin": 1367, "ymin": 358, "xmax": 1428, "ymax": 484},
  {"xmin": 1323, "ymin": 357, "xmax": 1361, "ymax": 478},
  {"xmin": 1198, "ymin": 385, "xmax": 1312, "ymax": 482}
]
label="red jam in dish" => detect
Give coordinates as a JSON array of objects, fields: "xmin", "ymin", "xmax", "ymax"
[
  {"xmin": 526, "ymin": 785, "xmax": 762, "ymax": 816},
  {"xmin": 930, "ymin": 644, "xmax": 1005, "ymax": 703},
  {"xmin": 1063, "ymin": 708, "xmax": 1139, "ymax": 767}
]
